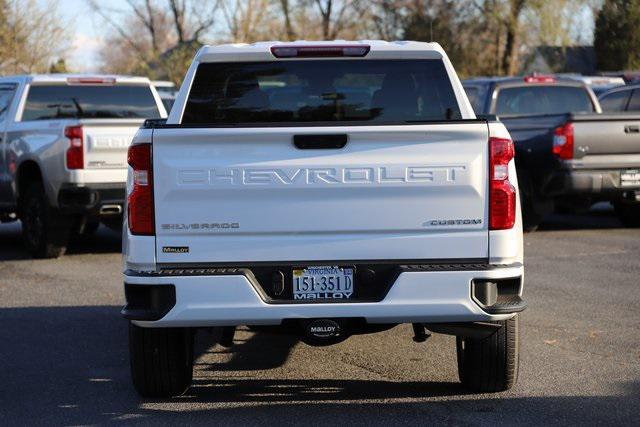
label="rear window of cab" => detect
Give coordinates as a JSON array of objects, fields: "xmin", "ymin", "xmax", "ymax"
[
  {"xmin": 494, "ymin": 85, "xmax": 595, "ymax": 116},
  {"xmin": 22, "ymin": 85, "xmax": 161, "ymax": 121},
  {"xmin": 181, "ymin": 59, "xmax": 462, "ymax": 125}
]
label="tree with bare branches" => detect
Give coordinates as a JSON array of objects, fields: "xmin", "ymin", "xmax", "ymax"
[
  {"xmin": 279, "ymin": 0, "xmax": 297, "ymax": 40},
  {"xmin": 87, "ymin": 0, "xmax": 599, "ymax": 81},
  {"xmin": 219, "ymin": 0, "xmax": 275, "ymax": 43},
  {"xmin": 311, "ymin": 0, "xmax": 364, "ymax": 39},
  {"xmin": 0, "ymin": 0, "xmax": 70, "ymax": 74},
  {"xmin": 88, "ymin": 0, "xmax": 219, "ymax": 83}
]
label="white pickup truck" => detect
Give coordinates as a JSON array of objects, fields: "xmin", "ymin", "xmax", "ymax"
[
  {"xmin": 122, "ymin": 41, "xmax": 525, "ymax": 397},
  {"xmin": 0, "ymin": 74, "xmax": 166, "ymax": 258}
]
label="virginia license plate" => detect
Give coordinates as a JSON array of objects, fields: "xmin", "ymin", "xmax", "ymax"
[
  {"xmin": 621, "ymin": 169, "xmax": 640, "ymax": 187},
  {"xmin": 292, "ymin": 266, "xmax": 354, "ymax": 300}
]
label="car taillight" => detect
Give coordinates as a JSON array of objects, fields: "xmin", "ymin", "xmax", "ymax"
[
  {"xmin": 65, "ymin": 125, "xmax": 84, "ymax": 169},
  {"xmin": 489, "ymin": 137, "xmax": 516, "ymax": 230},
  {"xmin": 270, "ymin": 45, "xmax": 370, "ymax": 58},
  {"xmin": 553, "ymin": 123, "xmax": 574, "ymax": 160},
  {"xmin": 127, "ymin": 143, "xmax": 154, "ymax": 235}
]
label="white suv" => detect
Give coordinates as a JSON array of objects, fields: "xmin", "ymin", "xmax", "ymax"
[{"xmin": 122, "ymin": 41, "xmax": 525, "ymax": 397}]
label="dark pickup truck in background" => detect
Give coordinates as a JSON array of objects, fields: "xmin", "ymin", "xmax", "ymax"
[{"xmin": 464, "ymin": 75, "xmax": 640, "ymax": 230}]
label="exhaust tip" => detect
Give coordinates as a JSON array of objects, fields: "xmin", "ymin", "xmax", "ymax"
[{"xmin": 99, "ymin": 204, "xmax": 123, "ymax": 215}]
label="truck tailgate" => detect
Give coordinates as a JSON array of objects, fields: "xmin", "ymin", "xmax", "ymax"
[
  {"xmin": 572, "ymin": 114, "xmax": 640, "ymax": 159},
  {"xmin": 153, "ymin": 124, "xmax": 489, "ymax": 264},
  {"xmin": 82, "ymin": 119, "xmax": 145, "ymax": 169}
]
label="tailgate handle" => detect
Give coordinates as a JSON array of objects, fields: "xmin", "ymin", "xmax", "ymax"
[
  {"xmin": 625, "ymin": 125, "xmax": 640, "ymax": 134},
  {"xmin": 293, "ymin": 134, "xmax": 348, "ymax": 149}
]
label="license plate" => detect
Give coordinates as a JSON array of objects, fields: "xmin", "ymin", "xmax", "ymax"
[
  {"xmin": 292, "ymin": 266, "xmax": 354, "ymax": 300},
  {"xmin": 621, "ymin": 169, "xmax": 640, "ymax": 187}
]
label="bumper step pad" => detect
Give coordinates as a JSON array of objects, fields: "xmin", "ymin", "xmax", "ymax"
[{"xmin": 482, "ymin": 295, "xmax": 527, "ymax": 314}]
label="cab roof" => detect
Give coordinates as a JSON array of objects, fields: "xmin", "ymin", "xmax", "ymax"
[
  {"xmin": 0, "ymin": 74, "xmax": 152, "ymax": 85},
  {"xmin": 463, "ymin": 75, "xmax": 587, "ymax": 87},
  {"xmin": 195, "ymin": 40, "xmax": 447, "ymax": 62}
]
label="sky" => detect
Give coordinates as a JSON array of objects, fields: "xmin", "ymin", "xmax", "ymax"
[
  {"xmin": 50, "ymin": 0, "xmax": 129, "ymax": 72},
  {"xmin": 52, "ymin": 0, "xmax": 597, "ymax": 73}
]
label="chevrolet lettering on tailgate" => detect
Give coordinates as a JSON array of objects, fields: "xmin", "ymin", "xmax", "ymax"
[{"xmin": 177, "ymin": 166, "xmax": 466, "ymax": 186}]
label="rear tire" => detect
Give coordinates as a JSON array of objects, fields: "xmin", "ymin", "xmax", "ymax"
[
  {"xmin": 129, "ymin": 323, "xmax": 194, "ymax": 398},
  {"xmin": 614, "ymin": 202, "xmax": 640, "ymax": 227},
  {"xmin": 456, "ymin": 316, "xmax": 519, "ymax": 392},
  {"xmin": 20, "ymin": 181, "xmax": 72, "ymax": 258}
]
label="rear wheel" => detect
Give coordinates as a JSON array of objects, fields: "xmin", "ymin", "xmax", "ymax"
[
  {"xmin": 20, "ymin": 181, "xmax": 72, "ymax": 258},
  {"xmin": 614, "ymin": 202, "xmax": 640, "ymax": 227},
  {"xmin": 456, "ymin": 316, "xmax": 519, "ymax": 392},
  {"xmin": 129, "ymin": 323, "xmax": 194, "ymax": 398}
]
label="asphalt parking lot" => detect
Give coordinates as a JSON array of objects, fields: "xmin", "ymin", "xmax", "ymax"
[{"xmin": 1, "ymin": 206, "xmax": 639, "ymax": 426}]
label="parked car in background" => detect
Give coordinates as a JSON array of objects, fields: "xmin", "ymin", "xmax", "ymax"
[
  {"xmin": 152, "ymin": 80, "xmax": 177, "ymax": 112},
  {"xmin": 464, "ymin": 75, "xmax": 640, "ymax": 230},
  {"xmin": 599, "ymin": 84, "xmax": 640, "ymax": 112},
  {"xmin": 123, "ymin": 41, "xmax": 525, "ymax": 397},
  {"xmin": 0, "ymin": 74, "xmax": 166, "ymax": 258},
  {"xmin": 598, "ymin": 71, "xmax": 640, "ymax": 84},
  {"xmin": 562, "ymin": 75, "xmax": 625, "ymax": 96}
]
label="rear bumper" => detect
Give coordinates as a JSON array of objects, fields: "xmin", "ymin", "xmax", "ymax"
[
  {"xmin": 546, "ymin": 168, "xmax": 640, "ymax": 197},
  {"xmin": 57, "ymin": 183, "xmax": 125, "ymax": 216},
  {"xmin": 123, "ymin": 264, "xmax": 524, "ymax": 327}
]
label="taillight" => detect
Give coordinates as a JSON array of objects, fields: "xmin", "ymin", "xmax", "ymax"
[
  {"xmin": 65, "ymin": 125, "xmax": 84, "ymax": 169},
  {"xmin": 489, "ymin": 137, "xmax": 516, "ymax": 230},
  {"xmin": 127, "ymin": 143, "xmax": 154, "ymax": 235},
  {"xmin": 270, "ymin": 45, "xmax": 370, "ymax": 58},
  {"xmin": 553, "ymin": 123, "xmax": 574, "ymax": 160}
]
